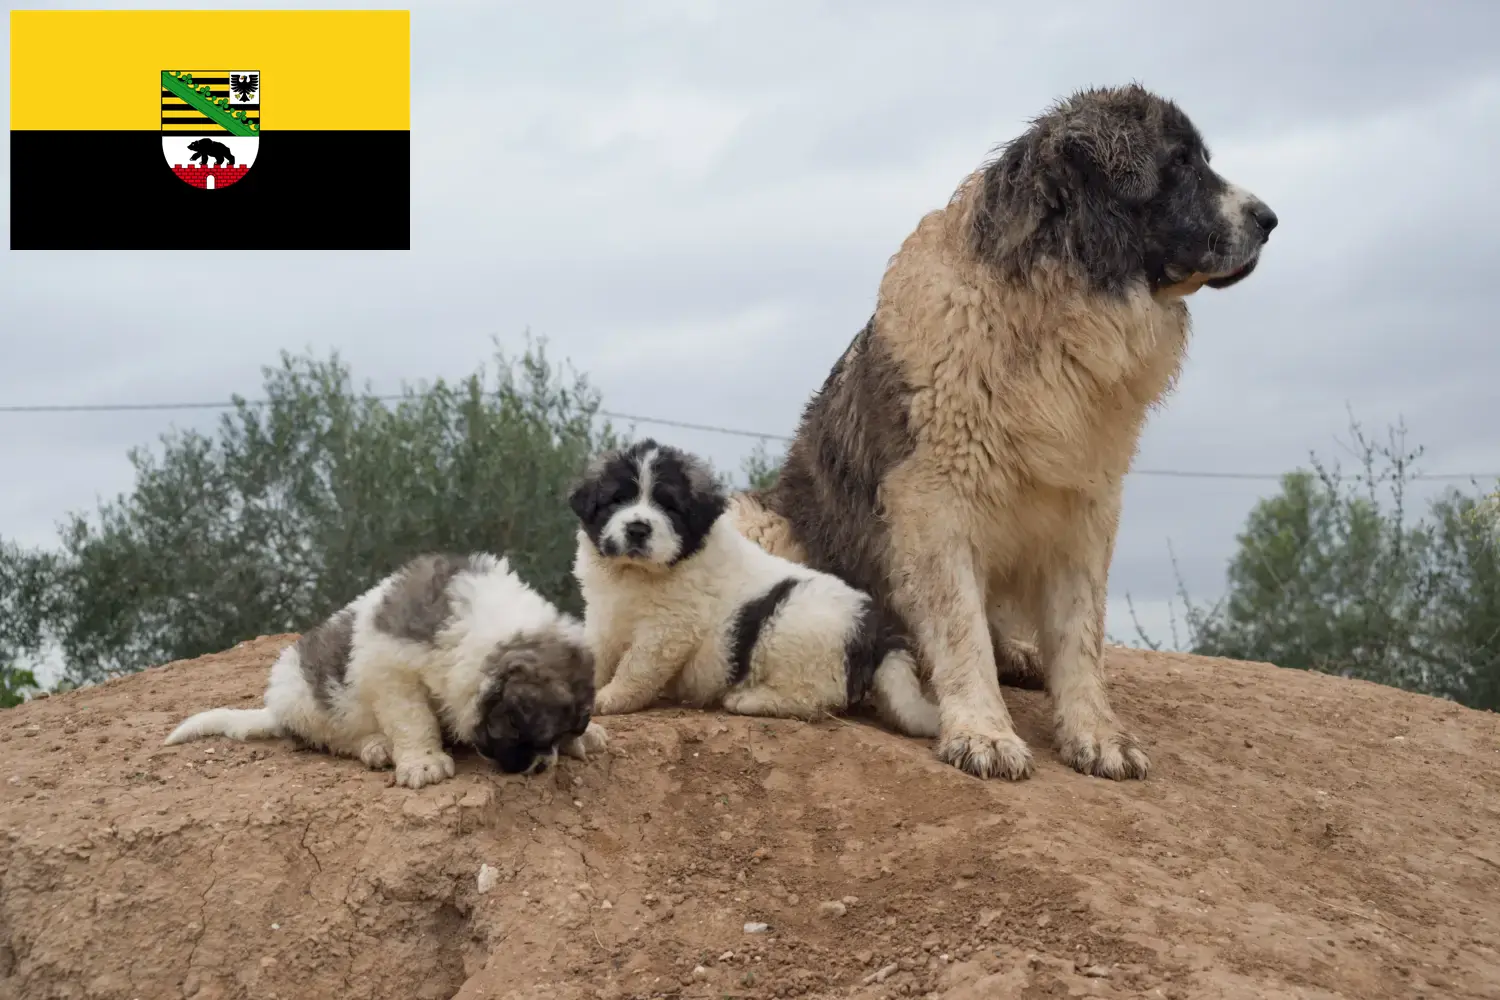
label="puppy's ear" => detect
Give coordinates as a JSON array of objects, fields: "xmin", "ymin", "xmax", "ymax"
[
  {"xmin": 1053, "ymin": 106, "xmax": 1157, "ymax": 205},
  {"xmin": 570, "ymin": 643, "xmax": 597, "ymax": 704},
  {"xmin": 567, "ymin": 477, "xmax": 599, "ymax": 524},
  {"xmin": 678, "ymin": 451, "xmax": 729, "ymax": 541}
]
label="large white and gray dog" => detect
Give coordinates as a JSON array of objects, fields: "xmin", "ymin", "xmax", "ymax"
[
  {"xmin": 165, "ymin": 552, "xmax": 607, "ymax": 787},
  {"xmin": 730, "ymin": 84, "xmax": 1278, "ymax": 781},
  {"xmin": 569, "ymin": 439, "xmax": 940, "ymax": 737}
]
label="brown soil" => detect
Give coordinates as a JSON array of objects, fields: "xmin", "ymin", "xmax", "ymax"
[{"xmin": 1, "ymin": 635, "xmax": 1497, "ymax": 1000}]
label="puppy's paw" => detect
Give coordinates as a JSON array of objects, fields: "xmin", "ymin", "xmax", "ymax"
[
  {"xmin": 994, "ymin": 636, "xmax": 1046, "ymax": 691},
  {"xmin": 592, "ymin": 682, "xmax": 634, "ymax": 716},
  {"xmin": 562, "ymin": 721, "xmax": 609, "ymax": 760},
  {"xmin": 720, "ymin": 687, "xmax": 791, "ymax": 718},
  {"xmin": 358, "ymin": 735, "xmax": 393, "ymax": 770},
  {"xmin": 936, "ymin": 727, "xmax": 1035, "ymax": 781},
  {"xmin": 895, "ymin": 698, "xmax": 942, "ymax": 740},
  {"xmin": 394, "ymin": 752, "xmax": 456, "ymax": 789},
  {"xmin": 1058, "ymin": 728, "xmax": 1150, "ymax": 780}
]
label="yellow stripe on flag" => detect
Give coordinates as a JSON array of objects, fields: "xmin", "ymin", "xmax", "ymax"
[{"xmin": 11, "ymin": 9, "xmax": 409, "ymax": 131}]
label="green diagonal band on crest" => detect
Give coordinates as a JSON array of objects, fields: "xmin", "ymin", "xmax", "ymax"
[{"xmin": 161, "ymin": 71, "xmax": 259, "ymax": 137}]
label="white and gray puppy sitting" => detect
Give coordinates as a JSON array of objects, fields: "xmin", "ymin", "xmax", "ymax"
[
  {"xmin": 164, "ymin": 552, "xmax": 608, "ymax": 788},
  {"xmin": 569, "ymin": 439, "xmax": 940, "ymax": 737}
]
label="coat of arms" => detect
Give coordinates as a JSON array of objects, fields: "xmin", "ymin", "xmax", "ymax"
[{"xmin": 161, "ymin": 70, "xmax": 260, "ymax": 189}]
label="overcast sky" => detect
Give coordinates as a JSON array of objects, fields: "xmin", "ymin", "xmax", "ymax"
[{"xmin": 3, "ymin": 0, "xmax": 1498, "ymax": 654}]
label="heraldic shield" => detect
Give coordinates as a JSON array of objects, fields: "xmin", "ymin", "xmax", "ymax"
[{"xmin": 161, "ymin": 70, "xmax": 261, "ymax": 189}]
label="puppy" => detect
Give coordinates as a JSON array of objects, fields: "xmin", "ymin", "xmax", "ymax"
[
  {"xmin": 569, "ymin": 439, "xmax": 940, "ymax": 738},
  {"xmin": 164, "ymin": 552, "xmax": 608, "ymax": 787}
]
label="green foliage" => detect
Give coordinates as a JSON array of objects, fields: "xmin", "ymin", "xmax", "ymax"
[
  {"xmin": 739, "ymin": 439, "xmax": 784, "ymax": 492},
  {"xmin": 1, "ymin": 336, "xmax": 617, "ymax": 686},
  {"xmin": 1132, "ymin": 417, "xmax": 1500, "ymax": 710},
  {"xmin": 0, "ymin": 665, "xmax": 39, "ymax": 709},
  {"xmin": 0, "ymin": 540, "xmax": 57, "ymax": 705}
]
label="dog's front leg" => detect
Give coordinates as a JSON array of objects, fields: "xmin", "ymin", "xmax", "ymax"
[
  {"xmin": 592, "ymin": 632, "xmax": 694, "ymax": 716},
  {"xmin": 370, "ymin": 675, "xmax": 455, "ymax": 789},
  {"xmin": 561, "ymin": 722, "xmax": 609, "ymax": 760},
  {"xmin": 1039, "ymin": 506, "xmax": 1149, "ymax": 780},
  {"xmin": 889, "ymin": 506, "xmax": 1034, "ymax": 780}
]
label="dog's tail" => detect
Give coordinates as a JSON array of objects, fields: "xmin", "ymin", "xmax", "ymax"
[
  {"xmin": 163, "ymin": 707, "xmax": 281, "ymax": 746},
  {"xmin": 869, "ymin": 649, "xmax": 941, "ymax": 739},
  {"xmin": 841, "ymin": 594, "xmax": 941, "ymax": 739}
]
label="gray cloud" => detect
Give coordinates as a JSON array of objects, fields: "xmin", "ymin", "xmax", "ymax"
[{"xmin": 3, "ymin": 1, "xmax": 1497, "ymax": 649}]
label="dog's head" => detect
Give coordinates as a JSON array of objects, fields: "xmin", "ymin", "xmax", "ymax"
[
  {"xmin": 567, "ymin": 439, "xmax": 727, "ymax": 570},
  {"xmin": 972, "ymin": 83, "xmax": 1277, "ymax": 297},
  {"xmin": 472, "ymin": 632, "xmax": 596, "ymax": 775}
]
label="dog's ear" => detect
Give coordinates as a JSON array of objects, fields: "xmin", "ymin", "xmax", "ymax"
[
  {"xmin": 683, "ymin": 486, "xmax": 729, "ymax": 543},
  {"xmin": 676, "ymin": 450, "xmax": 729, "ymax": 542},
  {"xmin": 567, "ymin": 477, "xmax": 599, "ymax": 524},
  {"xmin": 1051, "ymin": 103, "xmax": 1158, "ymax": 205},
  {"xmin": 571, "ymin": 642, "xmax": 596, "ymax": 692}
]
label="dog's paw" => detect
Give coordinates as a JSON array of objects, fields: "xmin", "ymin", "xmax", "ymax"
[
  {"xmin": 936, "ymin": 728, "xmax": 1035, "ymax": 781},
  {"xmin": 562, "ymin": 721, "xmax": 609, "ymax": 760},
  {"xmin": 1058, "ymin": 729, "xmax": 1150, "ymax": 780},
  {"xmin": 394, "ymin": 752, "xmax": 456, "ymax": 789},
  {"xmin": 993, "ymin": 636, "xmax": 1046, "ymax": 691},
  {"xmin": 592, "ymin": 683, "xmax": 633, "ymax": 716},
  {"xmin": 358, "ymin": 735, "xmax": 393, "ymax": 770}
]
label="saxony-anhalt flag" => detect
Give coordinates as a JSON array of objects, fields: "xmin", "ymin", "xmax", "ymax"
[{"xmin": 10, "ymin": 9, "xmax": 410, "ymax": 250}]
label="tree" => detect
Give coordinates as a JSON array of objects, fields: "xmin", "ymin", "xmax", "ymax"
[
  {"xmin": 740, "ymin": 439, "xmax": 784, "ymax": 492},
  {"xmin": 0, "ymin": 666, "xmax": 39, "ymax": 709},
  {"xmin": 1131, "ymin": 417, "xmax": 1500, "ymax": 710},
  {"xmin": 0, "ymin": 541, "xmax": 55, "ymax": 705},
  {"xmin": 1, "ymin": 336, "xmax": 619, "ymax": 687}
]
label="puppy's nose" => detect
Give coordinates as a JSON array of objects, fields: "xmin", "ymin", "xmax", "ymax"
[
  {"xmin": 1249, "ymin": 202, "xmax": 1278, "ymax": 240},
  {"xmin": 624, "ymin": 520, "xmax": 651, "ymax": 545}
]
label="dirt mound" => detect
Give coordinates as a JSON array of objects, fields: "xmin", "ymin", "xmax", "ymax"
[{"xmin": 1, "ymin": 636, "xmax": 1497, "ymax": 1000}]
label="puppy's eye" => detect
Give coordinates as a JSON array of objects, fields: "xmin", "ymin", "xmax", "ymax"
[{"xmin": 653, "ymin": 488, "xmax": 679, "ymax": 512}]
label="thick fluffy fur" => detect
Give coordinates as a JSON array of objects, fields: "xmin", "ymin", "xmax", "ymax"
[
  {"xmin": 570, "ymin": 440, "xmax": 941, "ymax": 738},
  {"xmin": 729, "ymin": 84, "xmax": 1277, "ymax": 781},
  {"xmin": 164, "ymin": 553, "xmax": 607, "ymax": 787}
]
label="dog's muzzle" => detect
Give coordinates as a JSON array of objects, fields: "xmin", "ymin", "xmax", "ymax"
[{"xmin": 622, "ymin": 519, "xmax": 652, "ymax": 557}]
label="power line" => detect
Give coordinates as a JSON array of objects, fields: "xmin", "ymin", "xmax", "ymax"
[
  {"xmin": 0, "ymin": 395, "xmax": 1494, "ymax": 482},
  {"xmin": 0, "ymin": 396, "xmax": 788, "ymax": 443}
]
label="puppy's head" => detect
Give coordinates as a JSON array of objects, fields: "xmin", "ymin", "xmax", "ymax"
[
  {"xmin": 972, "ymin": 83, "xmax": 1277, "ymax": 296},
  {"xmin": 567, "ymin": 439, "xmax": 727, "ymax": 570},
  {"xmin": 473, "ymin": 633, "xmax": 595, "ymax": 775}
]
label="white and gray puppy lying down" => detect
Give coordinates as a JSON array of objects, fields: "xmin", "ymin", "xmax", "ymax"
[
  {"xmin": 164, "ymin": 552, "xmax": 608, "ymax": 788},
  {"xmin": 569, "ymin": 439, "xmax": 940, "ymax": 737}
]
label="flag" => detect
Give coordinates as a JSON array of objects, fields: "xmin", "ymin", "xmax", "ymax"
[{"xmin": 10, "ymin": 9, "xmax": 410, "ymax": 250}]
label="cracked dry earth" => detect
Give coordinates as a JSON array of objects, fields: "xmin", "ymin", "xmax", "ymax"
[{"xmin": 1, "ymin": 635, "xmax": 1499, "ymax": 999}]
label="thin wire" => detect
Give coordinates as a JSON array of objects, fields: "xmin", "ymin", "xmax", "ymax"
[
  {"xmin": 0, "ymin": 396, "xmax": 1494, "ymax": 482},
  {"xmin": 0, "ymin": 396, "xmax": 789, "ymax": 442}
]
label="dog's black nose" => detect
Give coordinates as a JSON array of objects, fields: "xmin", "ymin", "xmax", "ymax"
[
  {"xmin": 624, "ymin": 520, "xmax": 651, "ymax": 545},
  {"xmin": 1250, "ymin": 203, "xmax": 1278, "ymax": 239}
]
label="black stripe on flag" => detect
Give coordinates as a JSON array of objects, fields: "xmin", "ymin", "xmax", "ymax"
[{"xmin": 10, "ymin": 130, "xmax": 410, "ymax": 250}]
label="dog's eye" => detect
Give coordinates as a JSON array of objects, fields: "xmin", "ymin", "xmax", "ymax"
[{"xmin": 652, "ymin": 488, "xmax": 679, "ymax": 512}]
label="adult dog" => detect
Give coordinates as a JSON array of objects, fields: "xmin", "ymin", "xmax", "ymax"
[
  {"xmin": 165, "ymin": 552, "xmax": 606, "ymax": 786},
  {"xmin": 570, "ymin": 440, "xmax": 940, "ymax": 738},
  {"xmin": 730, "ymin": 84, "xmax": 1277, "ymax": 781}
]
